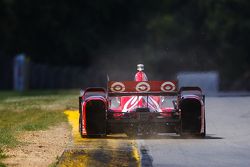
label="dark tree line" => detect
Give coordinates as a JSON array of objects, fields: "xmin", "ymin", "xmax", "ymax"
[{"xmin": 0, "ymin": 0, "xmax": 250, "ymax": 90}]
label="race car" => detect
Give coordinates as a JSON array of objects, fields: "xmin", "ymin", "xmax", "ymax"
[{"xmin": 79, "ymin": 65, "xmax": 206, "ymax": 138}]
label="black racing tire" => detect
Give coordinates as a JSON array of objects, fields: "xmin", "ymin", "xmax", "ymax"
[
  {"xmin": 180, "ymin": 98, "xmax": 204, "ymax": 137},
  {"xmin": 180, "ymin": 119, "xmax": 206, "ymax": 138}
]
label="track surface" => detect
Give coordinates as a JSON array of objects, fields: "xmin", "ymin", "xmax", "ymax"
[
  {"xmin": 58, "ymin": 97, "xmax": 250, "ymax": 167},
  {"xmin": 137, "ymin": 97, "xmax": 250, "ymax": 167}
]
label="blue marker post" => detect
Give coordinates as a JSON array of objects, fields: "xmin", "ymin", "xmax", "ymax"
[{"xmin": 13, "ymin": 54, "xmax": 29, "ymax": 91}]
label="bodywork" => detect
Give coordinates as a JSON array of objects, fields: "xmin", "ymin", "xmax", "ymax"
[{"xmin": 79, "ymin": 81, "xmax": 206, "ymax": 137}]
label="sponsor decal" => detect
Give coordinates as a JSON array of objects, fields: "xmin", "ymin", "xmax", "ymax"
[
  {"xmin": 147, "ymin": 96, "xmax": 162, "ymax": 112},
  {"xmin": 122, "ymin": 96, "xmax": 162, "ymax": 112},
  {"xmin": 160, "ymin": 82, "xmax": 176, "ymax": 92},
  {"xmin": 122, "ymin": 96, "xmax": 142, "ymax": 112},
  {"xmin": 110, "ymin": 82, "xmax": 125, "ymax": 92},
  {"xmin": 136, "ymin": 82, "xmax": 150, "ymax": 92}
]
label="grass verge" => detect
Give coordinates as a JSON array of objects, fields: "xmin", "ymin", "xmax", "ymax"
[{"xmin": 0, "ymin": 90, "xmax": 78, "ymax": 165}]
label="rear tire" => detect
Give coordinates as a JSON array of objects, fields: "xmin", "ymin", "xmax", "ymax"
[
  {"xmin": 180, "ymin": 98, "xmax": 205, "ymax": 137},
  {"xmin": 85, "ymin": 99, "xmax": 107, "ymax": 136}
]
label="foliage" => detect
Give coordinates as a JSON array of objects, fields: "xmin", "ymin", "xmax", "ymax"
[{"xmin": 0, "ymin": 0, "xmax": 250, "ymax": 89}]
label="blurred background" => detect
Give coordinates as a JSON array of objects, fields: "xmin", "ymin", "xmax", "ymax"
[{"xmin": 0, "ymin": 0, "xmax": 249, "ymax": 91}]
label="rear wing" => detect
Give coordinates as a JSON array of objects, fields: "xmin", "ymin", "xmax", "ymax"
[{"xmin": 108, "ymin": 81, "xmax": 178, "ymax": 96}]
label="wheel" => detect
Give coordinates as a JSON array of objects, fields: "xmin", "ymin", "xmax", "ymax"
[
  {"xmin": 85, "ymin": 99, "xmax": 107, "ymax": 136},
  {"xmin": 179, "ymin": 98, "xmax": 205, "ymax": 138},
  {"xmin": 180, "ymin": 117, "xmax": 206, "ymax": 138}
]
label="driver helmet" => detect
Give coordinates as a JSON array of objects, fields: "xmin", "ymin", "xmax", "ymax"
[
  {"xmin": 137, "ymin": 64, "xmax": 144, "ymax": 71},
  {"xmin": 135, "ymin": 64, "xmax": 148, "ymax": 81}
]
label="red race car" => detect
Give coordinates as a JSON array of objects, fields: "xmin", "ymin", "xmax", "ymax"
[{"xmin": 79, "ymin": 65, "xmax": 206, "ymax": 138}]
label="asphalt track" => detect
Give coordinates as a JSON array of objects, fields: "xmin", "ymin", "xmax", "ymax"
[{"xmin": 58, "ymin": 97, "xmax": 250, "ymax": 167}]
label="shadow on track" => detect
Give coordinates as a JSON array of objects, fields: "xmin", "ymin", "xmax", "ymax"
[
  {"xmin": 86, "ymin": 133, "xmax": 223, "ymax": 140},
  {"xmin": 134, "ymin": 134, "xmax": 223, "ymax": 140}
]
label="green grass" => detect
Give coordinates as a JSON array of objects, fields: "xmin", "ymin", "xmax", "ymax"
[
  {"xmin": 0, "ymin": 163, "xmax": 6, "ymax": 167},
  {"xmin": 0, "ymin": 90, "xmax": 78, "ymax": 165}
]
